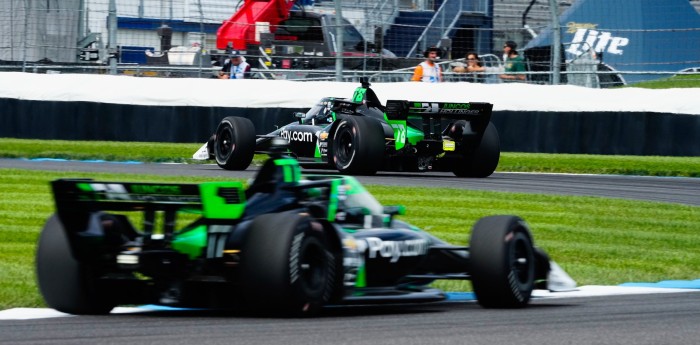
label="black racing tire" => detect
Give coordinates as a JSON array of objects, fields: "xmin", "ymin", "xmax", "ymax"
[
  {"xmin": 453, "ymin": 121, "xmax": 500, "ymax": 178},
  {"xmin": 469, "ymin": 215, "xmax": 536, "ymax": 308},
  {"xmin": 36, "ymin": 214, "xmax": 116, "ymax": 315},
  {"xmin": 240, "ymin": 212, "xmax": 336, "ymax": 316},
  {"xmin": 329, "ymin": 116, "xmax": 384, "ymax": 175},
  {"xmin": 214, "ymin": 116, "xmax": 256, "ymax": 170}
]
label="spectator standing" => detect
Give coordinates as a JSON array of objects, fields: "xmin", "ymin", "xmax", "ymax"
[
  {"xmin": 411, "ymin": 47, "xmax": 442, "ymax": 83},
  {"xmin": 500, "ymin": 41, "xmax": 526, "ymax": 82},
  {"xmin": 453, "ymin": 52, "xmax": 485, "ymax": 83},
  {"xmin": 219, "ymin": 54, "xmax": 251, "ymax": 79}
]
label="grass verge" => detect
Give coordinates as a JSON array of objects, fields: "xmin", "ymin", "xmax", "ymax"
[
  {"xmin": 2, "ymin": 138, "xmax": 699, "ymax": 177},
  {"xmin": 624, "ymin": 74, "xmax": 700, "ymax": 89}
]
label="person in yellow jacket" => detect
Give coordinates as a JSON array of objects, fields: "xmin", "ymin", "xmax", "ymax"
[{"xmin": 411, "ymin": 47, "xmax": 442, "ymax": 83}]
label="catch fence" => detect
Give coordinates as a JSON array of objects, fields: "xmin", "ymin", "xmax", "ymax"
[{"xmin": 1, "ymin": 0, "xmax": 699, "ymax": 87}]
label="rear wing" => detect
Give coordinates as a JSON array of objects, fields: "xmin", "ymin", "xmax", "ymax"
[
  {"xmin": 49, "ymin": 179, "xmax": 247, "ymax": 261},
  {"xmin": 385, "ymin": 100, "xmax": 493, "ymax": 121},
  {"xmin": 51, "ymin": 179, "xmax": 246, "ymax": 221},
  {"xmin": 384, "ymin": 100, "xmax": 493, "ymax": 143}
]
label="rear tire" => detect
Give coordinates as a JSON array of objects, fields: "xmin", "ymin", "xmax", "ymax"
[
  {"xmin": 453, "ymin": 121, "xmax": 500, "ymax": 177},
  {"xmin": 330, "ymin": 116, "xmax": 384, "ymax": 175},
  {"xmin": 36, "ymin": 214, "xmax": 116, "ymax": 315},
  {"xmin": 469, "ymin": 215, "xmax": 535, "ymax": 308},
  {"xmin": 240, "ymin": 212, "xmax": 335, "ymax": 316},
  {"xmin": 214, "ymin": 116, "xmax": 256, "ymax": 170}
]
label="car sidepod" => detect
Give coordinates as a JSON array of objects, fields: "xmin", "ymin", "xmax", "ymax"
[
  {"xmin": 279, "ymin": 124, "xmax": 325, "ymax": 159},
  {"xmin": 343, "ymin": 229, "xmax": 431, "ymax": 288}
]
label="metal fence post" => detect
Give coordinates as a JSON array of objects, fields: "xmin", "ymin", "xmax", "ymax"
[
  {"xmin": 548, "ymin": 0, "xmax": 560, "ymax": 85},
  {"xmin": 107, "ymin": 0, "xmax": 117, "ymax": 75},
  {"xmin": 197, "ymin": 0, "xmax": 204, "ymax": 79},
  {"xmin": 335, "ymin": 0, "xmax": 344, "ymax": 81},
  {"xmin": 21, "ymin": 0, "xmax": 28, "ymax": 72}
]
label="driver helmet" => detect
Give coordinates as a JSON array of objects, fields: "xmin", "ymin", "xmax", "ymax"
[{"xmin": 307, "ymin": 98, "xmax": 334, "ymax": 122}]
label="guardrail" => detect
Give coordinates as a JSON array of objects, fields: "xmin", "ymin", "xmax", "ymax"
[{"xmin": 2, "ymin": 61, "xmax": 698, "ymax": 88}]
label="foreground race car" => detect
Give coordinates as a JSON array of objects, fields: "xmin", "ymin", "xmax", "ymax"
[
  {"xmin": 38, "ymin": 143, "xmax": 575, "ymax": 316},
  {"xmin": 193, "ymin": 79, "xmax": 500, "ymax": 177}
]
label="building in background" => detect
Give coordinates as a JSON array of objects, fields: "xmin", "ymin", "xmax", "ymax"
[
  {"xmin": 0, "ymin": 0, "xmax": 81, "ymax": 63},
  {"xmin": 1, "ymin": 0, "xmax": 494, "ymax": 65}
]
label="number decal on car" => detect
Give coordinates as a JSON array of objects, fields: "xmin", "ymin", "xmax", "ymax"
[{"xmin": 390, "ymin": 123, "xmax": 406, "ymax": 149}]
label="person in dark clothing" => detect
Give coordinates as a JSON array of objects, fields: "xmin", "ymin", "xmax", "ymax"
[{"xmin": 500, "ymin": 41, "xmax": 526, "ymax": 82}]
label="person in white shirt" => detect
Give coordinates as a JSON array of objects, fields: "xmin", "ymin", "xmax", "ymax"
[
  {"xmin": 218, "ymin": 54, "xmax": 251, "ymax": 79},
  {"xmin": 411, "ymin": 47, "xmax": 442, "ymax": 83}
]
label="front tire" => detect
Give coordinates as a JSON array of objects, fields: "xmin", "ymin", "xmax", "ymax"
[
  {"xmin": 453, "ymin": 121, "xmax": 500, "ymax": 177},
  {"xmin": 36, "ymin": 214, "xmax": 116, "ymax": 315},
  {"xmin": 214, "ymin": 116, "xmax": 256, "ymax": 170},
  {"xmin": 240, "ymin": 212, "xmax": 335, "ymax": 316},
  {"xmin": 469, "ymin": 215, "xmax": 536, "ymax": 308},
  {"xmin": 330, "ymin": 116, "xmax": 384, "ymax": 175}
]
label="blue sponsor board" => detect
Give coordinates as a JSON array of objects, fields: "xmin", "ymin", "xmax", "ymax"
[{"xmin": 524, "ymin": 0, "xmax": 700, "ymax": 84}]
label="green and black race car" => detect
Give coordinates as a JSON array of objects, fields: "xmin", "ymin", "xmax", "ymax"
[
  {"xmin": 38, "ymin": 143, "xmax": 575, "ymax": 316},
  {"xmin": 193, "ymin": 79, "xmax": 499, "ymax": 177}
]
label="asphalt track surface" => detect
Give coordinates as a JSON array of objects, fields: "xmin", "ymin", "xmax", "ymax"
[
  {"xmin": 1, "ymin": 158, "xmax": 699, "ymax": 206},
  {"xmin": 1, "ymin": 293, "xmax": 700, "ymax": 345},
  {"xmin": 1, "ymin": 159, "xmax": 699, "ymax": 344}
]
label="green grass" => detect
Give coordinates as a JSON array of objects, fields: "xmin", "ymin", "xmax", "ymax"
[
  {"xmin": 499, "ymin": 153, "xmax": 700, "ymax": 177},
  {"xmin": 1, "ymin": 168, "xmax": 698, "ymax": 310},
  {"xmin": 2, "ymin": 138, "xmax": 699, "ymax": 177},
  {"xmin": 625, "ymin": 74, "xmax": 700, "ymax": 89},
  {"xmin": 0, "ymin": 138, "xmax": 202, "ymax": 164}
]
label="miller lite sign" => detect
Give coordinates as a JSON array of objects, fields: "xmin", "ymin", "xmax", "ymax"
[{"xmin": 566, "ymin": 22, "xmax": 630, "ymax": 56}]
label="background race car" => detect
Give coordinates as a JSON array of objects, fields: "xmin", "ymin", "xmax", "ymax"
[
  {"xmin": 194, "ymin": 79, "xmax": 499, "ymax": 177},
  {"xmin": 38, "ymin": 145, "xmax": 576, "ymax": 316}
]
